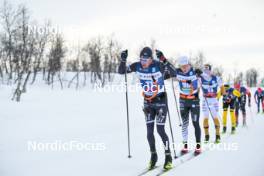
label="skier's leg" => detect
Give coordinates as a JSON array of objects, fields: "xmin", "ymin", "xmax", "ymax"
[
  {"xmin": 202, "ymin": 99, "xmax": 209, "ymax": 142},
  {"xmin": 180, "ymin": 98, "xmax": 190, "ymax": 151},
  {"xmin": 190, "ymin": 99, "xmax": 201, "ymax": 143},
  {"xmin": 222, "ymin": 102, "xmax": 228, "ymax": 133},
  {"xmin": 143, "ymin": 105, "xmax": 158, "ymax": 169},
  {"xmin": 143, "ymin": 106, "xmax": 156, "ymax": 153},
  {"xmin": 230, "ymin": 100, "xmax": 236, "ymax": 133},
  {"xmin": 155, "ymin": 97, "xmax": 172, "ymax": 170},
  {"xmin": 213, "ymin": 118, "xmax": 221, "ymax": 142},
  {"xmin": 156, "ymin": 106, "xmax": 171, "ymax": 154},
  {"xmin": 190, "ymin": 98, "xmax": 201, "ymax": 153},
  {"xmin": 262, "ymin": 98, "xmax": 264, "ymax": 113},
  {"xmin": 156, "ymin": 109, "xmax": 173, "ymax": 170},
  {"xmin": 257, "ymin": 98, "xmax": 260, "ymax": 113},
  {"xmin": 210, "ymin": 98, "xmax": 221, "ymax": 142},
  {"xmin": 235, "ymin": 101, "xmax": 239, "ymax": 126},
  {"xmin": 203, "ymin": 118, "xmax": 209, "ymax": 139},
  {"xmin": 241, "ymin": 103, "xmax": 246, "ymax": 126}
]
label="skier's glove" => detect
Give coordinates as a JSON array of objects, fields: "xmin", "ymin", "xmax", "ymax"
[
  {"xmin": 195, "ymin": 68, "xmax": 203, "ymax": 77},
  {"xmin": 121, "ymin": 50, "xmax": 128, "ymax": 62},
  {"xmin": 155, "ymin": 50, "xmax": 166, "ymax": 63},
  {"xmin": 223, "ymin": 96, "xmax": 231, "ymax": 103}
]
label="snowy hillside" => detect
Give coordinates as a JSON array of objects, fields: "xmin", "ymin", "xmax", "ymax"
[{"xmin": 0, "ymin": 75, "xmax": 263, "ymax": 176}]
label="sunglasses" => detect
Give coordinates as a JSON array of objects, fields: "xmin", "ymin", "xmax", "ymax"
[
  {"xmin": 140, "ymin": 57, "xmax": 151, "ymax": 64},
  {"xmin": 203, "ymin": 66, "xmax": 211, "ymax": 72},
  {"xmin": 203, "ymin": 65, "xmax": 211, "ymax": 70}
]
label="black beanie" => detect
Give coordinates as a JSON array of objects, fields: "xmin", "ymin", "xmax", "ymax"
[{"xmin": 140, "ymin": 47, "xmax": 153, "ymax": 59}]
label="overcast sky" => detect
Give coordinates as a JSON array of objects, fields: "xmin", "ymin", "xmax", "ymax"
[{"xmin": 5, "ymin": 0, "xmax": 264, "ymax": 75}]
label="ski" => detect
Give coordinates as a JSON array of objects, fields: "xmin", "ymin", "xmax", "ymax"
[
  {"xmin": 137, "ymin": 151, "xmax": 190, "ymax": 176},
  {"xmin": 155, "ymin": 151, "xmax": 191, "ymax": 176},
  {"xmin": 155, "ymin": 151, "xmax": 201, "ymax": 176},
  {"xmin": 137, "ymin": 166, "xmax": 160, "ymax": 176},
  {"xmin": 155, "ymin": 167, "xmax": 173, "ymax": 176}
]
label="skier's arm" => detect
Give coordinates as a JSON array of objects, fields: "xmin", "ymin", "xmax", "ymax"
[
  {"xmin": 216, "ymin": 86, "xmax": 225, "ymax": 101},
  {"xmin": 161, "ymin": 61, "xmax": 177, "ymax": 79},
  {"xmin": 118, "ymin": 62, "xmax": 137, "ymax": 74},
  {"xmin": 194, "ymin": 68, "xmax": 203, "ymax": 78},
  {"xmin": 233, "ymin": 89, "xmax": 241, "ymax": 98},
  {"xmin": 216, "ymin": 76, "xmax": 225, "ymax": 96},
  {"xmin": 186, "ymin": 68, "xmax": 201, "ymax": 90},
  {"xmin": 155, "ymin": 49, "xmax": 177, "ymax": 79},
  {"xmin": 219, "ymin": 86, "xmax": 225, "ymax": 96},
  {"xmin": 191, "ymin": 76, "xmax": 199, "ymax": 90},
  {"xmin": 118, "ymin": 50, "xmax": 137, "ymax": 74}
]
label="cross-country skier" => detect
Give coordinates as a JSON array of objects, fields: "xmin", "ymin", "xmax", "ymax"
[
  {"xmin": 118, "ymin": 47, "xmax": 175, "ymax": 170},
  {"xmin": 199, "ymin": 64, "xmax": 225, "ymax": 144},
  {"xmin": 254, "ymin": 87, "xmax": 264, "ymax": 113},
  {"xmin": 151, "ymin": 52, "xmax": 203, "ymax": 155},
  {"xmin": 220, "ymin": 84, "xmax": 241, "ymax": 134},
  {"xmin": 172, "ymin": 56, "xmax": 202, "ymax": 155},
  {"xmin": 234, "ymin": 83, "xmax": 251, "ymax": 126}
]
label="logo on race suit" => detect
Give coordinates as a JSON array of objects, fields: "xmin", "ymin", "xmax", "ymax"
[
  {"xmin": 190, "ymin": 71, "xmax": 193, "ymax": 75},
  {"xmin": 152, "ymin": 67, "xmax": 156, "ymax": 73}
]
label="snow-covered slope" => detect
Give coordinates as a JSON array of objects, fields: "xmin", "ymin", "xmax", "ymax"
[{"xmin": 0, "ymin": 77, "xmax": 263, "ymax": 176}]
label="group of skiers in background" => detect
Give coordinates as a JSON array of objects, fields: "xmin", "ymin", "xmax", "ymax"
[{"xmin": 118, "ymin": 46, "xmax": 264, "ymax": 171}]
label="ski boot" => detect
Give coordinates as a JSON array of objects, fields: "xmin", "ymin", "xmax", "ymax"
[
  {"xmin": 148, "ymin": 152, "xmax": 158, "ymax": 170},
  {"xmin": 204, "ymin": 135, "xmax": 209, "ymax": 144},
  {"xmin": 231, "ymin": 127, "xmax": 236, "ymax": 134},
  {"xmin": 163, "ymin": 153, "xmax": 173, "ymax": 170},
  {"xmin": 181, "ymin": 142, "xmax": 188, "ymax": 154},
  {"xmin": 222, "ymin": 126, "xmax": 227, "ymax": 134},
  {"xmin": 194, "ymin": 143, "xmax": 202, "ymax": 155},
  {"xmin": 215, "ymin": 135, "xmax": 221, "ymax": 144}
]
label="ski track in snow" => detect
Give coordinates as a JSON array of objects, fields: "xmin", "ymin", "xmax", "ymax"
[{"xmin": 0, "ymin": 78, "xmax": 263, "ymax": 176}]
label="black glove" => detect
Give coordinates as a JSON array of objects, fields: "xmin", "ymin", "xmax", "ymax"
[
  {"xmin": 155, "ymin": 49, "xmax": 166, "ymax": 62},
  {"xmin": 223, "ymin": 95, "xmax": 230, "ymax": 103},
  {"xmin": 223, "ymin": 97, "xmax": 228, "ymax": 103},
  {"xmin": 195, "ymin": 68, "xmax": 203, "ymax": 77},
  {"xmin": 121, "ymin": 50, "xmax": 128, "ymax": 62}
]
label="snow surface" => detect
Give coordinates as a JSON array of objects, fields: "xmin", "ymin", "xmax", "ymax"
[{"xmin": 0, "ymin": 75, "xmax": 263, "ymax": 176}]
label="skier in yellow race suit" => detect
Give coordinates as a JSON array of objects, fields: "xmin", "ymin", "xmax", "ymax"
[{"xmin": 218, "ymin": 84, "xmax": 241, "ymax": 134}]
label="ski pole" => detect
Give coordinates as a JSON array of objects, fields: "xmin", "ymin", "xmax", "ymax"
[
  {"xmin": 164, "ymin": 85, "xmax": 177, "ymax": 159},
  {"xmin": 162, "ymin": 72, "xmax": 177, "ymax": 159},
  {"xmin": 124, "ymin": 62, "xmax": 132, "ymax": 158},
  {"xmin": 171, "ymin": 77, "xmax": 182, "ymax": 127}
]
